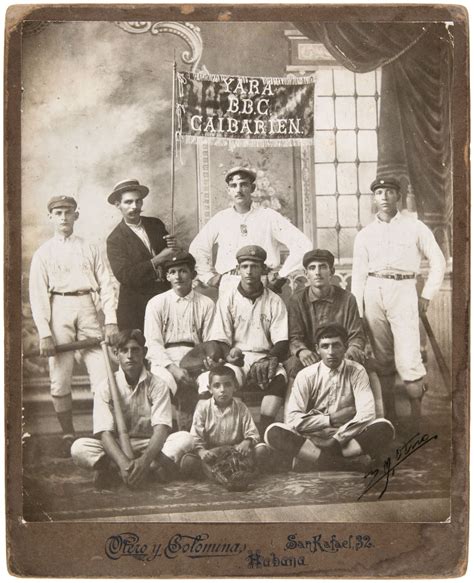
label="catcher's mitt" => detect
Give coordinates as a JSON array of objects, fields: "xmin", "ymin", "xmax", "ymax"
[
  {"xmin": 205, "ymin": 447, "xmax": 257, "ymax": 491},
  {"xmin": 179, "ymin": 341, "xmax": 227, "ymax": 376},
  {"xmin": 247, "ymin": 356, "xmax": 279, "ymax": 388}
]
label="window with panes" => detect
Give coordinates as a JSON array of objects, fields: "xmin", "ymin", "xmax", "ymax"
[{"xmin": 313, "ymin": 68, "xmax": 381, "ymax": 264}]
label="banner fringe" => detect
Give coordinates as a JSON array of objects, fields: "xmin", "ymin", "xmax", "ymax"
[
  {"xmin": 181, "ymin": 71, "xmax": 315, "ymax": 86},
  {"xmin": 182, "ymin": 135, "xmax": 314, "ymax": 148}
]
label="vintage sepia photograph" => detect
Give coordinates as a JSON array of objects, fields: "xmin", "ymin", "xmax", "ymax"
[{"xmin": 5, "ymin": 3, "xmax": 468, "ymax": 578}]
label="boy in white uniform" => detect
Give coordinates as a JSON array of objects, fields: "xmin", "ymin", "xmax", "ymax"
[
  {"xmin": 352, "ymin": 176, "xmax": 446, "ymax": 431},
  {"xmin": 29, "ymin": 195, "xmax": 118, "ymax": 456}
]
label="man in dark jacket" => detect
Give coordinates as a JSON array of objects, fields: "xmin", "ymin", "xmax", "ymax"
[
  {"xmin": 286, "ymin": 249, "xmax": 366, "ymax": 383},
  {"xmin": 107, "ymin": 179, "xmax": 179, "ymax": 331}
]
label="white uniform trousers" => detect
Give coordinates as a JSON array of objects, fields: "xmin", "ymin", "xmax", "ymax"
[
  {"xmin": 150, "ymin": 345, "xmax": 210, "ymax": 397},
  {"xmin": 71, "ymin": 431, "xmax": 195, "ymax": 469},
  {"xmin": 363, "ymin": 277, "xmax": 426, "ymax": 382},
  {"xmin": 48, "ymin": 295, "xmax": 106, "ymax": 397}
]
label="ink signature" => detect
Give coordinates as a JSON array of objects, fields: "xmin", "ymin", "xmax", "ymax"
[{"xmin": 358, "ymin": 432, "xmax": 438, "ymax": 501}]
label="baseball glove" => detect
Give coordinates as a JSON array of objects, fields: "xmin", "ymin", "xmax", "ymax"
[
  {"xmin": 247, "ymin": 356, "xmax": 279, "ymax": 388},
  {"xmin": 179, "ymin": 341, "xmax": 227, "ymax": 377},
  {"xmin": 206, "ymin": 447, "xmax": 257, "ymax": 491}
]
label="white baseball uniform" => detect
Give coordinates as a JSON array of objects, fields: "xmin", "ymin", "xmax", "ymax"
[
  {"xmin": 351, "ymin": 211, "xmax": 446, "ymax": 381},
  {"xmin": 29, "ymin": 234, "xmax": 117, "ymax": 396}
]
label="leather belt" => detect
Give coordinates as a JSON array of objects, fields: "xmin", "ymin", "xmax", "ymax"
[
  {"xmin": 51, "ymin": 290, "xmax": 91, "ymax": 296},
  {"xmin": 368, "ymin": 272, "xmax": 415, "ymax": 281},
  {"xmin": 165, "ymin": 341, "xmax": 195, "ymax": 349}
]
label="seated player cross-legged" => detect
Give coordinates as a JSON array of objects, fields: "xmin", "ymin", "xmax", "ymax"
[
  {"xmin": 71, "ymin": 329, "xmax": 193, "ymax": 489},
  {"xmin": 202, "ymin": 245, "xmax": 290, "ymax": 438},
  {"xmin": 265, "ymin": 324, "xmax": 395, "ymax": 471},
  {"xmin": 180, "ymin": 365, "xmax": 270, "ymax": 490}
]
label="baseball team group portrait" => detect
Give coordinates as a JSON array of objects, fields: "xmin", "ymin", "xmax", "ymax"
[{"xmin": 19, "ymin": 17, "xmax": 454, "ymax": 523}]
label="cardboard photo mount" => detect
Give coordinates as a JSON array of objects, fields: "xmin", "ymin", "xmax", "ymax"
[{"xmin": 4, "ymin": 3, "xmax": 469, "ymax": 578}]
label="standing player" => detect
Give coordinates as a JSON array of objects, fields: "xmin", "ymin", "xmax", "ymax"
[
  {"xmin": 351, "ymin": 177, "xmax": 446, "ymax": 431},
  {"xmin": 106, "ymin": 178, "xmax": 179, "ymax": 331},
  {"xmin": 29, "ymin": 196, "xmax": 118, "ymax": 456}
]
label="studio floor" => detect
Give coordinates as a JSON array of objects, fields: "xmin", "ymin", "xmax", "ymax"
[{"xmin": 22, "ymin": 408, "xmax": 451, "ymax": 524}]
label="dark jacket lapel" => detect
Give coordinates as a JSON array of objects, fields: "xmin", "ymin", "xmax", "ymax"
[{"xmin": 119, "ymin": 220, "xmax": 153, "ymax": 258}]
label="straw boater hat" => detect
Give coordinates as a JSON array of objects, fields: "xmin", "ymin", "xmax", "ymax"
[{"xmin": 107, "ymin": 179, "xmax": 150, "ymax": 205}]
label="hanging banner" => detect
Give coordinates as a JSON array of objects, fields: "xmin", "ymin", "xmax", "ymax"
[{"xmin": 176, "ymin": 71, "xmax": 314, "ymax": 147}]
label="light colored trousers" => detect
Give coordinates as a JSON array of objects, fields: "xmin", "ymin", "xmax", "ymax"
[
  {"xmin": 48, "ymin": 295, "xmax": 106, "ymax": 397},
  {"xmin": 71, "ymin": 431, "xmax": 195, "ymax": 469},
  {"xmin": 150, "ymin": 345, "xmax": 211, "ymax": 396},
  {"xmin": 363, "ymin": 277, "xmax": 426, "ymax": 381}
]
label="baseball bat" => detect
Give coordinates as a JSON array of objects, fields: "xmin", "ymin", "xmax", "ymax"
[
  {"xmin": 23, "ymin": 337, "xmax": 101, "ymax": 358},
  {"xmin": 420, "ymin": 313, "xmax": 451, "ymax": 391},
  {"xmin": 100, "ymin": 341, "xmax": 135, "ymax": 460}
]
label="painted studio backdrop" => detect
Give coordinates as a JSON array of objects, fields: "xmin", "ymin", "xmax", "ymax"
[{"xmin": 22, "ymin": 21, "xmax": 453, "ymax": 418}]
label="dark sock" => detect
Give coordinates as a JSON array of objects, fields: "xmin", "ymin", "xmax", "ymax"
[
  {"xmin": 57, "ymin": 410, "xmax": 75, "ymax": 436},
  {"xmin": 258, "ymin": 415, "xmax": 274, "ymax": 437}
]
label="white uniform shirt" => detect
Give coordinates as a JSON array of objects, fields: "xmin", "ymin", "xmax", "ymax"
[
  {"xmin": 352, "ymin": 211, "xmax": 446, "ymax": 315},
  {"xmin": 29, "ymin": 234, "xmax": 117, "ymax": 338},
  {"xmin": 93, "ymin": 366, "xmax": 173, "ymax": 437},
  {"xmin": 144, "ymin": 289, "xmax": 215, "ymax": 369},
  {"xmin": 287, "ymin": 359, "xmax": 375, "ymax": 443},
  {"xmin": 211, "ymin": 286, "xmax": 288, "ymax": 355},
  {"xmin": 189, "ymin": 206, "xmax": 312, "ymax": 284}
]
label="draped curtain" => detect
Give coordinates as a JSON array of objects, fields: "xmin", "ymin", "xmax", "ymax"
[{"xmin": 294, "ymin": 22, "xmax": 453, "ymax": 224}]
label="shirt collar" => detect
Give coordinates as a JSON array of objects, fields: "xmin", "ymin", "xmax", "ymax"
[
  {"xmin": 53, "ymin": 233, "xmax": 76, "ymax": 243},
  {"xmin": 320, "ymin": 359, "xmax": 345, "ymax": 376},
  {"xmin": 231, "ymin": 205, "xmax": 254, "ymax": 216},
  {"xmin": 170, "ymin": 289, "xmax": 194, "ymax": 302},
  {"xmin": 375, "ymin": 210, "xmax": 401, "ymax": 224},
  {"xmin": 211, "ymin": 397, "xmax": 235, "ymax": 412},
  {"xmin": 126, "ymin": 220, "xmax": 143, "ymax": 230},
  {"xmin": 308, "ymin": 284, "xmax": 335, "ymax": 304},
  {"xmin": 117, "ymin": 366, "xmax": 148, "ymax": 393}
]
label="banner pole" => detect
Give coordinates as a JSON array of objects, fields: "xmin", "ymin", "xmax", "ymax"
[{"xmin": 170, "ymin": 56, "xmax": 177, "ymax": 234}]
